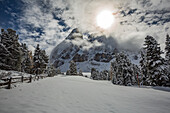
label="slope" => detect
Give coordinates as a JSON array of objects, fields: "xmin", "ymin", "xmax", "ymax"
[{"xmin": 0, "ymin": 75, "xmax": 170, "ymax": 113}]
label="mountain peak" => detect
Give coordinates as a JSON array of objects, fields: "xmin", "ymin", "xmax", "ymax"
[{"xmin": 66, "ymin": 28, "xmax": 83, "ymax": 40}]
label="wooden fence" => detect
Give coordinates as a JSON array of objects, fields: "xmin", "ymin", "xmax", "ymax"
[{"xmin": 0, "ymin": 75, "xmax": 48, "ymax": 89}]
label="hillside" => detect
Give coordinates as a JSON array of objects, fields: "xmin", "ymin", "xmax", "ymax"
[{"xmin": 0, "ymin": 75, "xmax": 170, "ymax": 113}]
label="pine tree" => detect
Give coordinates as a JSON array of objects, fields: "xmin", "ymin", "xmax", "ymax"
[
  {"xmin": 165, "ymin": 34, "xmax": 170, "ymax": 62},
  {"xmin": 111, "ymin": 52, "xmax": 138, "ymax": 86},
  {"xmin": 32, "ymin": 44, "xmax": 48, "ymax": 75},
  {"xmin": 21, "ymin": 43, "xmax": 28, "ymax": 61},
  {"xmin": 22, "ymin": 52, "xmax": 32, "ymax": 74},
  {"xmin": 21, "ymin": 43, "xmax": 33, "ymax": 73},
  {"xmin": 33, "ymin": 44, "xmax": 41, "ymax": 75},
  {"xmin": 47, "ymin": 65, "xmax": 56, "ymax": 77},
  {"xmin": 141, "ymin": 35, "xmax": 168, "ymax": 86},
  {"xmin": 90, "ymin": 68, "xmax": 100, "ymax": 80},
  {"xmin": 0, "ymin": 29, "xmax": 22, "ymax": 71},
  {"xmin": 90, "ymin": 68, "xmax": 109, "ymax": 80},
  {"xmin": 79, "ymin": 70, "xmax": 83, "ymax": 76},
  {"xmin": 132, "ymin": 64, "xmax": 142, "ymax": 86},
  {"xmin": 140, "ymin": 49, "xmax": 148, "ymax": 85},
  {"xmin": 66, "ymin": 70, "xmax": 71, "ymax": 75},
  {"xmin": 40, "ymin": 50, "xmax": 49, "ymax": 71},
  {"xmin": 100, "ymin": 70, "xmax": 108, "ymax": 80},
  {"xmin": 56, "ymin": 68, "xmax": 61, "ymax": 74},
  {"xmin": 0, "ymin": 43, "xmax": 12, "ymax": 70},
  {"xmin": 165, "ymin": 34, "xmax": 170, "ymax": 86},
  {"xmin": 69, "ymin": 60, "xmax": 77, "ymax": 75}
]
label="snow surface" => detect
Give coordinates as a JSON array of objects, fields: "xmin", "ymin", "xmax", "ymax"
[{"xmin": 0, "ymin": 75, "xmax": 170, "ymax": 113}]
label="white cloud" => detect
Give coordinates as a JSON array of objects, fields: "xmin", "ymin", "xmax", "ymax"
[
  {"xmin": 18, "ymin": 0, "xmax": 170, "ymax": 54},
  {"xmin": 70, "ymin": 38, "xmax": 103, "ymax": 50},
  {"xmin": 18, "ymin": 0, "xmax": 71, "ymax": 55}
]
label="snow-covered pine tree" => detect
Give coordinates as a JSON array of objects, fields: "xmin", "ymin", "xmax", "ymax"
[
  {"xmin": 79, "ymin": 70, "xmax": 83, "ymax": 76},
  {"xmin": 33, "ymin": 44, "xmax": 41, "ymax": 75},
  {"xmin": 165, "ymin": 34, "xmax": 170, "ymax": 62},
  {"xmin": 91, "ymin": 68, "xmax": 109, "ymax": 80},
  {"xmin": 142, "ymin": 35, "xmax": 168, "ymax": 86},
  {"xmin": 132, "ymin": 64, "xmax": 142, "ymax": 86},
  {"xmin": 66, "ymin": 70, "xmax": 71, "ymax": 75},
  {"xmin": 21, "ymin": 43, "xmax": 28, "ymax": 61},
  {"xmin": 69, "ymin": 60, "xmax": 77, "ymax": 75},
  {"xmin": 47, "ymin": 65, "xmax": 56, "ymax": 77},
  {"xmin": 100, "ymin": 70, "xmax": 108, "ymax": 80},
  {"xmin": 0, "ymin": 43, "xmax": 12, "ymax": 70},
  {"xmin": 21, "ymin": 43, "xmax": 33, "ymax": 73},
  {"xmin": 91, "ymin": 68, "xmax": 96, "ymax": 79},
  {"xmin": 111, "ymin": 52, "xmax": 137, "ymax": 86},
  {"xmin": 140, "ymin": 49, "xmax": 148, "ymax": 85},
  {"xmin": 165, "ymin": 34, "xmax": 170, "ymax": 86},
  {"xmin": 33, "ymin": 44, "xmax": 48, "ymax": 75},
  {"xmin": 90, "ymin": 68, "xmax": 100, "ymax": 80},
  {"xmin": 22, "ymin": 52, "xmax": 32, "ymax": 74},
  {"xmin": 0, "ymin": 29, "xmax": 22, "ymax": 71},
  {"xmin": 40, "ymin": 50, "xmax": 49, "ymax": 71},
  {"xmin": 56, "ymin": 68, "xmax": 61, "ymax": 74}
]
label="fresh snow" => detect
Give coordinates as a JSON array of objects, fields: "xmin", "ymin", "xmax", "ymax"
[
  {"xmin": 0, "ymin": 70, "xmax": 34, "ymax": 79},
  {"xmin": 0, "ymin": 75, "xmax": 170, "ymax": 113}
]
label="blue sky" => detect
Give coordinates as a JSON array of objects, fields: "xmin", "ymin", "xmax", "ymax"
[
  {"xmin": 0, "ymin": 0, "xmax": 22, "ymax": 29},
  {"xmin": 0, "ymin": 0, "xmax": 170, "ymax": 55}
]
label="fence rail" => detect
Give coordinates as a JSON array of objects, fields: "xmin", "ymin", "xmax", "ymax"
[{"xmin": 0, "ymin": 75, "xmax": 48, "ymax": 89}]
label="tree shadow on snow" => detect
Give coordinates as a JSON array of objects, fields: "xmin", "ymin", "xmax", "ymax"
[{"xmin": 152, "ymin": 86, "xmax": 170, "ymax": 92}]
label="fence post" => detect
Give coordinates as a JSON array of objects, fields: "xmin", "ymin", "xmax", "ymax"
[
  {"xmin": 21, "ymin": 76, "xmax": 24, "ymax": 82},
  {"xmin": 7, "ymin": 77, "xmax": 12, "ymax": 89},
  {"xmin": 29, "ymin": 75, "xmax": 32, "ymax": 83}
]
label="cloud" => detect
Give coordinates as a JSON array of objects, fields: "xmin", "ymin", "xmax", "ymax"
[
  {"xmin": 68, "ymin": 0, "xmax": 169, "ymax": 51},
  {"xmin": 18, "ymin": 0, "xmax": 72, "ymax": 55},
  {"xmin": 16, "ymin": 0, "xmax": 170, "ymax": 55},
  {"xmin": 70, "ymin": 38, "xmax": 103, "ymax": 50}
]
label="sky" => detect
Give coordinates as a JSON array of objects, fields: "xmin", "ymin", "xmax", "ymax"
[{"xmin": 0, "ymin": 0, "xmax": 170, "ymax": 55}]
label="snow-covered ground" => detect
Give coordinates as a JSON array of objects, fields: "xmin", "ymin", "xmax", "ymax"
[
  {"xmin": 0, "ymin": 75, "xmax": 170, "ymax": 113},
  {"xmin": 0, "ymin": 70, "xmax": 33, "ymax": 78},
  {"xmin": 0, "ymin": 70, "xmax": 47, "ymax": 80}
]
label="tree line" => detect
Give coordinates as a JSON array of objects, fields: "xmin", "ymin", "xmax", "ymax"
[
  {"xmin": 64, "ymin": 34, "xmax": 170, "ymax": 87},
  {"xmin": 0, "ymin": 29, "xmax": 50, "ymax": 75},
  {"xmin": 91, "ymin": 35, "xmax": 170, "ymax": 86},
  {"xmin": 0, "ymin": 28, "xmax": 169, "ymax": 86}
]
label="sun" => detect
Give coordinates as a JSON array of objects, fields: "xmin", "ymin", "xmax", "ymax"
[{"xmin": 96, "ymin": 10, "xmax": 115, "ymax": 29}]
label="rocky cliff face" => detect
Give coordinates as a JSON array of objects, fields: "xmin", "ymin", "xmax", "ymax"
[{"xmin": 50, "ymin": 28, "xmax": 140, "ymax": 72}]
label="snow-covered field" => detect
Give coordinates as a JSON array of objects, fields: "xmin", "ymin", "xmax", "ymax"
[{"xmin": 0, "ymin": 75, "xmax": 170, "ymax": 113}]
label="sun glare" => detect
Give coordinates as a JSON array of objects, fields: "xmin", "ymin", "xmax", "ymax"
[{"xmin": 96, "ymin": 10, "xmax": 115, "ymax": 29}]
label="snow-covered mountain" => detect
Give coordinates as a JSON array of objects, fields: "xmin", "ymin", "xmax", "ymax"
[{"xmin": 50, "ymin": 28, "xmax": 140, "ymax": 72}]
